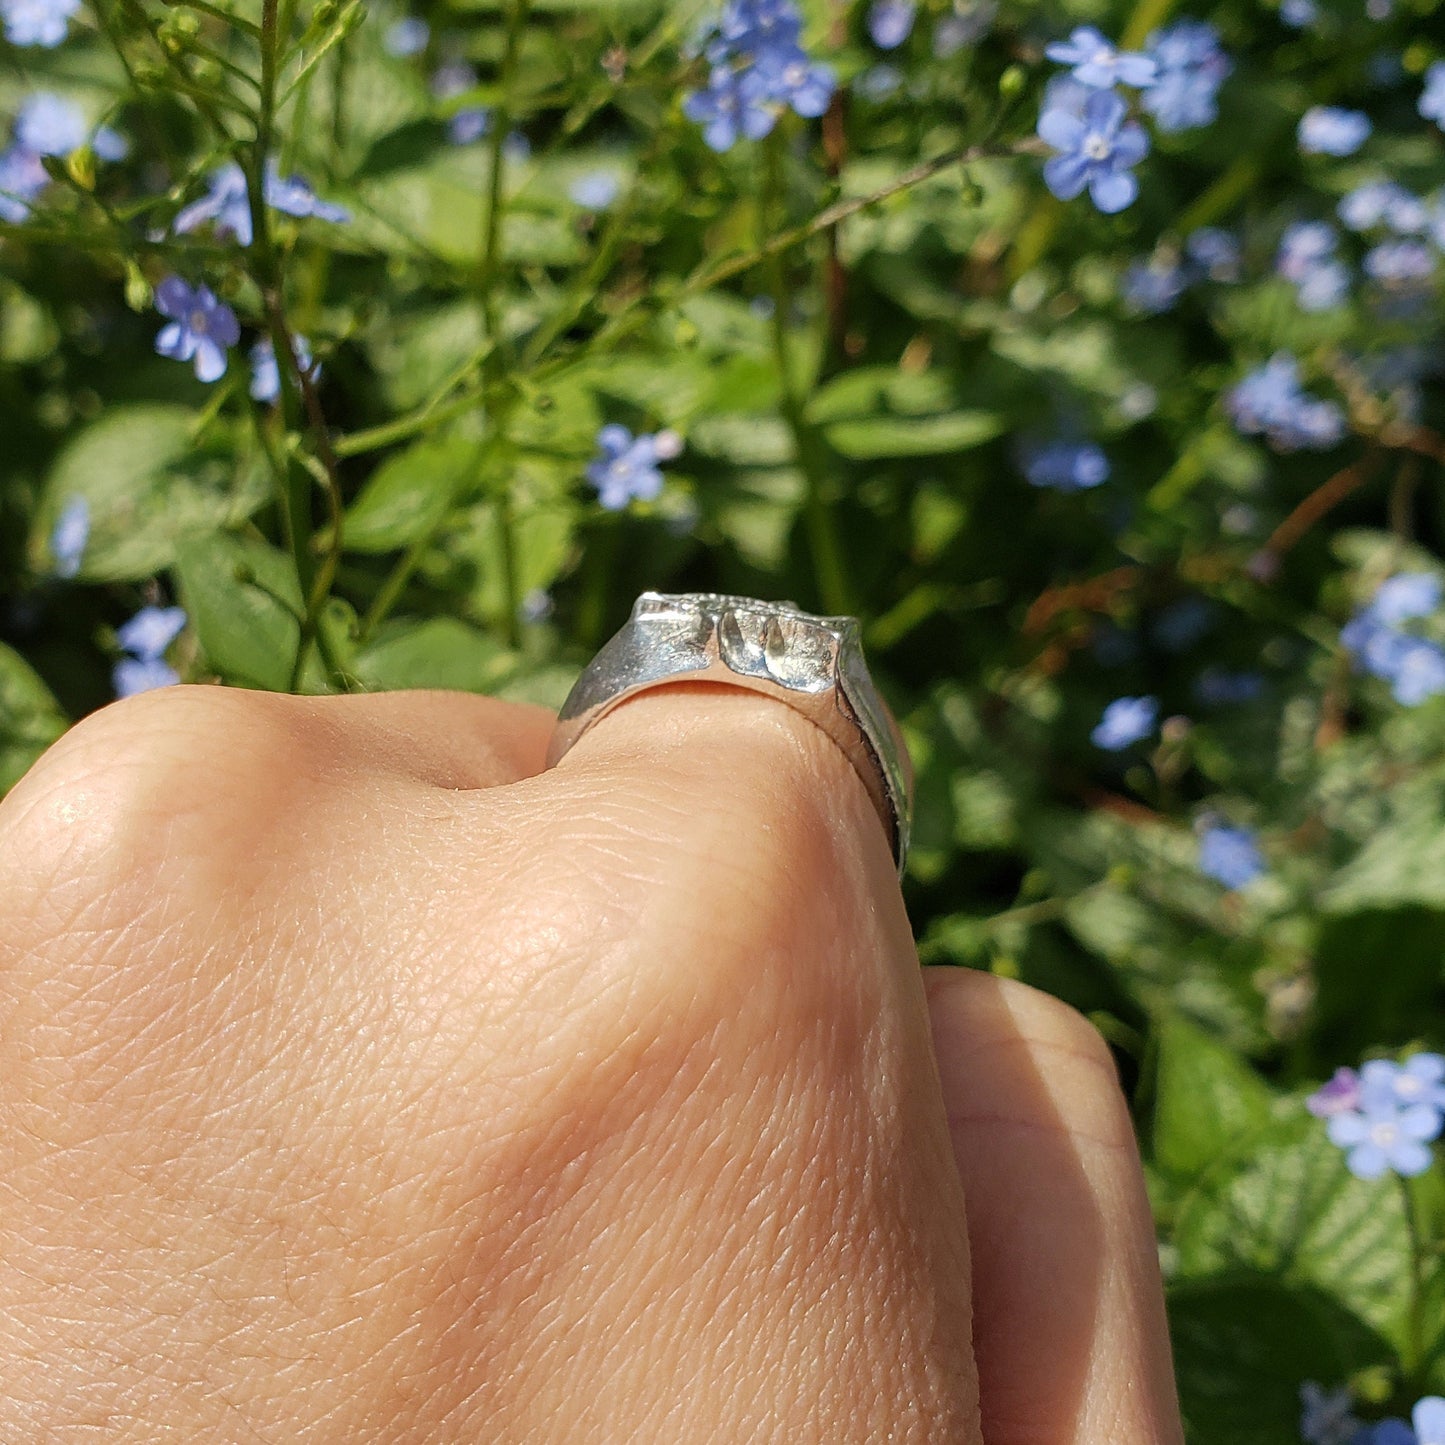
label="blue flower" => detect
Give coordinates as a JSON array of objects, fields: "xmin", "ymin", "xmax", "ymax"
[
  {"xmin": 933, "ymin": 4, "xmax": 993, "ymax": 56},
  {"xmin": 586, "ymin": 424, "xmax": 681, "ymax": 510},
  {"xmin": 684, "ymin": 65, "xmax": 778, "ymax": 151},
  {"xmin": 114, "ymin": 657, "xmax": 181, "ymax": 697},
  {"xmin": 431, "ymin": 59, "xmax": 476, "ymax": 99},
  {"xmin": 1276, "ymin": 221, "xmax": 1350, "ymax": 311},
  {"xmin": 867, "ymin": 0, "xmax": 914, "ymax": 49},
  {"xmin": 1038, "ymin": 88, "xmax": 1148, "ymax": 214},
  {"xmin": 1298, "ymin": 1382, "xmax": 1362, "ymax": 1445},
  {"xmin": 1279, "ymin": 0, "xmax": 1318, "ymax": 27},
  {"xmin": 1342, "ymin": 576, "xmax": 1445, "ymax": 706},
  {"xmin": 1198, "ymin": 824, "xmax": 1265, "ymax": 889},
  {"xmin": 1339, "ymin": 179, "xmax": 1425, "ymax": 233},
  {"xmin": 1226, "ymin": 354, "xmax": 1345, "ymax": 452},
  {"xmin": 1306, "ymin": 1068, "xmax": 1362, "ymax": 1119},
  {"xmin": 1370, "ymin": 1420, "xmax": 1417, "ymax": 1445},
  {"xmin": 0, "ymin": 144, "xmax": 48, "ymax": 222},
  {"xmin": 520, "ymin": 588, "xmax": 554, "ymax": 623},
  {"xmin": 1091, "ymin": 695, "xmax": 1158, "ymax": 750},
  {"xmin": 0, "ymin": 0, "xmax": 79, "ymax": 47},
  {"xmin": 857, "ymin": 64, "xmax": 903, "ymax": 102},
  {"xmin": 15, "ymin": 91, "xmax": 86, "ymax": 156},
  {"xmin": 1020, "ymin": 439, "xmax": 1109, "ymax": 491},
  {"xmin": 569, "ymin": 170, "xmax": 621, "ymax": 209},
  {"xmin": 114, "ymin": 605, "xmax": 186, "ymax": 695},
  {"xmin": 174, "ymin": 162, "xmax": 251, "ymax": 241},
  {"xmin": 249, "ymin": 334, "xmax": 318, "ymax": 404},
  {"xmin": 449, "ymin": 107, "xmax": 492, "ymax": 146},
  {"xmin": 684, "ymin": 0, "xmax": 835, "ymax": 150},
  {"xmin": 1298, "ymin": 106, "xmax": 1371, "ymax": 156},
  {"xmin": 174, "ymin": 160, "xmax": 348, "ymax": 243},
  {"xmin": 384, "ymin": 15, "xmax": 428, "ymax": 57},
  {"xmin": 1360, "ymin": 1055, "xmax": 1445, "ymax": 1114},
  {"xmin": 1185, "ymin": 227, "xmax": 1240, "ymax": 281},
  {"xmin": 1371, "ymin": 573, "xmax": 1440, "ymax": 625},
  {"xmin": 1044, "ymin": 26, "xmax": 1156, "ymax": 89},
  {"xmin": 116, "ymin": 605, "xmax": 187, "ymax": 661},
  {"xmin": 1326, "ymin": 1094, "xmax": 1441, "ymax": 1179},
  {"xmin": 1121, "ymin": 253, "xmax": 1187, "ymax": 314},
  {"xmin": 50, "ymin": 495, "xmax": 88, "ymax": 578},
  {"xmin": 265, "ymin": 163, "xmax": 350, "ymax": 223},
  {"xmin": 1414, "ymin": 1397, "xmax": 1445, "ymax": 1445},
  {"xmin": 153, "ymin": 275, "xmax": 240, "ymax": 384},
  {"xmin": 1365, "ymin": 240, "xmax": 1434, "ymax": 284},
  {"xmin": 1141, "ymin": 20, "xmax": 1230, "ymax": 133},
  {"xmin": 1419, "ymin": 62, "xmax": 1445, "ymax": 129}
]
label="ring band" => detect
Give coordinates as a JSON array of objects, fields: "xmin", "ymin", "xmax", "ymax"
[{"xmin": 546, "ymin": 592, "xmax": 913, "ymax": 873}]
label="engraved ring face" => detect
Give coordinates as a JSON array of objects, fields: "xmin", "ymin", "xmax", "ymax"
[{"xmin": 546, "ymin": 592, "xmax": 913, "ymax": 874}]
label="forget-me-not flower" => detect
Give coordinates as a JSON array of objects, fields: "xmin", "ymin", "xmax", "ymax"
[
  {"xmin": 1341, "ymin": 574, "xmax": 1445, "ymax": 706},
  {"xmin": 1045, "ymin": 26, "xmax": 1156, "ymax": 89},
  {"xmin": 15, "ymin": 91, "xmax": 86, "ymax": 156},
  {"xmin": 1413, "ymin": 1398, "xmax": 1445, "ymax": 1445},
  {"xmin": 249, "ymin": 334, "xmax": 318, "ymax": 404},
  {"xmin": 1185, "ymin": 227, "xmax": 1240, "ymax": 281},
  {"xmin": 1339, "ymin": 178, "xmax": 1426, "ymax": 234},
  {"xmin": 50, "ymin": 495, "xmax": 89, "ymax": 578},
  {"xmin": 1280, "ymin": 0, "xmax": 1318, "ymax": 26},
  {"xmin": 1420, "ymin": 62, "xmax": 1445, "ymax": 129},
  {"xmin": 1122, "ymin": 254, "xmax": 1188, "ymax": 314},
  {"xmin": 1, "ymin": 0, "xmax": 79, "ymax": 47},
  {"xmin": 1038, "ymin": 88, "xmax": 1149, "ymax": 214},
  {"xmin": 1365, "ymin": 240, "xmax": 1434, "ymax": 284},
  {"xmin": 1306, "ymin": 1068, "xmax": 1362, "ymax": 1118},
  {"xmin": 684, "ymin": 0, "xmax": 835, "ymax": 151},
  {"xmin": 1227, "ymin": 354, "xmax": 1345, "ymax": 452},
  {"xmin": 1298, "ymin": 106, "xmax": 1371, "ymax": 156},
  {"xmin": 1091, "ymin": 695, "xmax": 1158, "ymax": 751},
  {"xmin": 1142, "ymin": 20, "xmax": 1231, "ymax": 133},
  {"xmin": 1276, "ymin": 221, "xmax": 1350, "ymax": 311},
  {"xmin": 113, "ymin": 604, "xmax": 186, "ymax": 697},
  {"xmin": 1020, "ymin": 439, "xmax": 1109, "ymax": 491},
  {"xmin": 1298, "ymin": 1382, "xmax": 1362, "ymax": 1445},
  {"xmin": 384, "ymin": 16, "xmax": 429, "ymax": 57},
  {"xmin": 0, "ymin": 145, "xmax": 48, "ymax": 222},
  {"xmin": 569, "ymin": 170, "xmax": 621, "ymax": 209},
  {"xmin": 153, "ymin": 275, "xmax": 240, "ymax": 384},
  {"xmin": 933, "ymin": 4, "xmax": 993, "ymax": 56},
  {"xmin": 175, "ymin": 160, "xmax": 348, "ymax": 243},
  {"xmin": 1360, "ymin": 1055, "xmax": 1445, "ymax": 1114},
  {"xmin": 867, "ymin": 0, "xmax": 914, "ymax": 49},
  {"xmin": 1326, "ymin": 1092, "xmax": 1441, "ymax": 1179},
  {"xmin": 586, "ymin": 425, "xmax": 681, "ymax": 510},
  {"xmin": 449, "ymin": 107, "xmax": 492, "ymax": 146},
  {"xmin": 1198, "ymin": 824, "xmax": 1265, "ymax": 889}
]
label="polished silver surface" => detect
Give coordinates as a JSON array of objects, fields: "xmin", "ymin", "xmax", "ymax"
[{"xmin": 546, "ymin": 592, "xmax": 912, "ymax": 873}]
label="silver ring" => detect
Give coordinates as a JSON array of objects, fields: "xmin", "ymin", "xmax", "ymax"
[{"xmin": 546, "ymin": 592, "xmax": 912, "ymax": 874}]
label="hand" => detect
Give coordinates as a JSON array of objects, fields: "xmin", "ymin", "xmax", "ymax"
[{"xmin": 0, "ymin": 683, "xmax": 1182, "ymax": 1441}]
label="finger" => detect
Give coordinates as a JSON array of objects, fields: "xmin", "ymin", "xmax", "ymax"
[
  {"xmin": 519, "ymin": 682, "xmax": 984, "ymax": 1435},
  {"xmin": 923, "ymin": 968, "xmax": 1184, "ymax": 1445}
]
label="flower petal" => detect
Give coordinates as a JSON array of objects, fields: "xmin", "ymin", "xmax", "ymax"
[
  {"xmin": 1043, "ymin": 152, "xmax": 1090, "ymax": 200},
  {"xmin": 193, "ymin": 339, "xmax": 228, "ymax": 384},
  {"xmin": 1037, "ymin": 107, "xmax": 1086, "ymax": 150},
  {"xmin": 1090, "ymin": 168, "xmax": 1138, "ymax": 213}
]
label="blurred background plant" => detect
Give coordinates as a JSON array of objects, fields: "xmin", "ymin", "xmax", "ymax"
[{"xmin": 3, "ymin": 0, "xmax": 1445, "ymax": 1435}]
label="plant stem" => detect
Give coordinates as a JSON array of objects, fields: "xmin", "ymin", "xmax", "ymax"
[
  {"xmin": 1400, "ymin": 1174, "xmax": 1427, "ymax": 1384},
  {"xmin": 476, "ymin": 0, "xmax": 530, "ymax": 647},
  {"xmin": 762, "ymin": 133, "xmax": 850, "ymax": 616}
]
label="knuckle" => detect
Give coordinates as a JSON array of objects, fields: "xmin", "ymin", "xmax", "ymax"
[{"xmin": 0, "ymin": 686, "xmax": 313, "ymax": 901}]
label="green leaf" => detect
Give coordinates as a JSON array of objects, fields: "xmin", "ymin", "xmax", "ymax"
[
  {"xmin": 33, "ymin": 406, "xmax": 269, "ymax": 581},
  {"xmin": 172, "ymin": 533, "xmax": 302, "ymax": 692},
  {"xmin": 345, "ymin": 436, "xmax": 478, "ymax": 554},
  {"xmin": 0, "ymin": 643, "xmax": 67, "ymax": 793},
  {"xmin": 1170, "ymin": 1277, "xmax": 1388, "ymax": 1445},
  {"xmin": 804, "ymin": 366, "xmax": 1005, "ymax": 459},
  {"xmin": 1153, "ymin": 1016, "xmax": 1275, "ymax": 1181},
  {"xmin": 1322, "ymin": 782, "xmax": 1445, "ymax": 912},
  {"xmin": 822, "ymin": 411, "xmax": 1005, "ymax": 460},
  {"xmin": 352, "ymin": 617, "xmax": 511, "ymax": 692},
  {"xmin": 1172, "ymin": 1108, "xmax": 1415, "ymax": 1352}
]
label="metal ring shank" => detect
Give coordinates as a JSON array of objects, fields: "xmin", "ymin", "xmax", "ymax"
[{"xmin": 545, "ymin": 594, "xmax": 911, "ymax": 873}]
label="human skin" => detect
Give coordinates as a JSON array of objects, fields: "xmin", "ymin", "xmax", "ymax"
[{"xmin": 0, "ymin": 682, "xmax": 1183, "ymax": 1442}]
